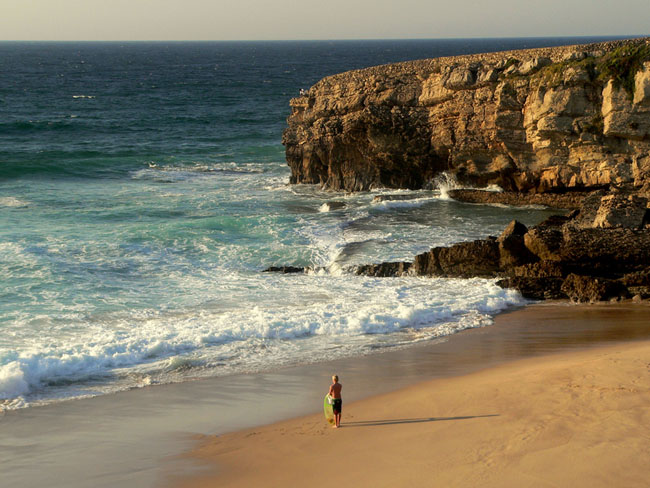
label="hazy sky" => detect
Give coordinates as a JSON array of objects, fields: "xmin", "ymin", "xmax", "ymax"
[{"xmin": 1, "ymin": 0, "xmax": 649, "ymax": 41}]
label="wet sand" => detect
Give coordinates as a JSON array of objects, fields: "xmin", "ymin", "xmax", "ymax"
[
  {"xmin": 177, "ymin": 340, "xmax": 650, "ymax": 488},
  {"xmin": 2, "ymin": 302, "xmax": 650, "ymax": 488},
  {"xmin": 172, "ymin": 302, "xmax": 650, "ymax": 488}
]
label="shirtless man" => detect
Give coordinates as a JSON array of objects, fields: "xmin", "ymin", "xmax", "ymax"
[{"xmin": 328, "ymin": 375, "xmax": 342, "ymax": 428}]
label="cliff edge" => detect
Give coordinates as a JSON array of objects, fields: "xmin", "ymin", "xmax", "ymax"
[{"xmin": 283, "ymin": 38, "xmax": 650, "ymax": 194}]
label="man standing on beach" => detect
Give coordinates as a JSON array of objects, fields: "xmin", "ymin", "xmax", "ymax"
[{"xmin": 329, "ymin": 375, "xmax": 342, "ymax": 428}]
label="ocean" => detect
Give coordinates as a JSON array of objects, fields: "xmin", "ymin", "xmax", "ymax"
[{"xmin": 0, "ymin": 38, "xmax": 617, "ymax": 411}]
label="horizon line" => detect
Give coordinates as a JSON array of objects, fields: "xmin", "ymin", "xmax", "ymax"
[{"xmin": 0, "ymin": 34, "xmax": 647, "ymax": 43}]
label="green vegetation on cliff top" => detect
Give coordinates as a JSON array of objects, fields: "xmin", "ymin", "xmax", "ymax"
[
  {"xmin": 533, "ymin": 42, "xmax": 650, "ymax": 98},
  {"xmin": 598, "ymin": 43, "xmax": 650, "ymax": 98}
]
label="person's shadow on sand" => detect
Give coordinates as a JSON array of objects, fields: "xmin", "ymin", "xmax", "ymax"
[{"xmin": 341, "ymin": 414, "xmax": 499, "ymax": 427}]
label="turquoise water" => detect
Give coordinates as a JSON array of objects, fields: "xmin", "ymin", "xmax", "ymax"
[{"xmin": 0, "ymin": 39, "xmax": 613, "ymax": 409}]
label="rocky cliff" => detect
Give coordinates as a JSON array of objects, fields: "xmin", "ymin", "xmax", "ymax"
[{"xmin": 283, "ymin": 39, "xmax": 650, "ymax": 194}]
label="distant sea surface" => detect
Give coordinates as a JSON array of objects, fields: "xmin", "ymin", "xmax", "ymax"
[{"xmin": 0, "ymin": 37, "xmax": 619, "ymax": 409}]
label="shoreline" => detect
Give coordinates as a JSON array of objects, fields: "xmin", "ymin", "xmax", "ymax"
[
  {"xmin": 169, "ymin": 301, "xmax": 650, "ymax": 487},
  {"xmin": 2, "ymin": 301, "xmax": 649, "ymax": 488},
  {"xmin": 174, "ymin": 333, "xmax": 650, "ymax": 487}
]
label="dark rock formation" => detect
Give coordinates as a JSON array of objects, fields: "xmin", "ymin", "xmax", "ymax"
[
  {"xmin": 496, "ymin": 276, "xmax": 565, "ymax": 301},
  {"xmin": 447, "ymin": 189, "xmax": 587, "ymax": 209},
  {"xmin": 372, "ymin": 194, "xmax": 428, "ymax": 203},
  {"xmin": 497, "ymin": 220, "xmax": 536, "ymax": 268},
  {"xmin": 621, "ymin": 269, "xmax": 650, "ymax": 299},
  {"xmin": 522, "ymin": 214, "xmax": 571, "ymax": 262},
  {"xmin": 355, "ymin": 262, "xmax": 411, "ymax": 277},
  {"xmin": 592, "ymin": 193, "xmax": 649, "ymax": 228},
  {"xmin": 357, "ymin": 192, "xmax": 650, "ymax": 302},
  {"xmin": 411, "ymin": 248, "xmax": 442, "ymax": 276},
  {"xmin": 263, "ymin": 266, "xmax": 306, "ymax": 274},
  {"xmin": 413, "ymin": 238, "xmax": 501, "ymax": 278},
  {"xmin": 283, "ymin": 38, "xmax": 650, "ymax": 194},
  {"xmin": 560, "ymin": 274, "xmax": 627, "ymax": 302}
]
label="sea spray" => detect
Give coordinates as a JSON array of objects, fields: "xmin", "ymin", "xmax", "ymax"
[{"xmin": 432, "ymin": 172, "xmax": 462, "ymax": 200}]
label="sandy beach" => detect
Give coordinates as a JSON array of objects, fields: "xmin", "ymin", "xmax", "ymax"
[
  {"xmin": 3, "ymin": 302, "xmax": 650, "ymax": 488},
  {"xmin": 175, "ymin": 309, "xmax": 650, "ymax": 488}
]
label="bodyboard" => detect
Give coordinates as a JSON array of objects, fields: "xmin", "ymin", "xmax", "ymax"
[{"xmin": 324, "ymin": 394, "xmax": 335, "ymax": 425}]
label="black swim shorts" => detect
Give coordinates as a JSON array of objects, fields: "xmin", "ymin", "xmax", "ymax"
[{"xmin": 333, "ymin": 398, "xmax": 342, "ymax": 414}]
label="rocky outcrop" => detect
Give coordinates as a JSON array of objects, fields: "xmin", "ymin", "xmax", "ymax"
[
  {"xmin": 412, "ymin": 238, "xmax": 501, "ymax": 278},
  {"xmin": 497, "ymin": 220, "xmax": 536, "ymax": 268},
  {"xmin": 446, "ymin": 189, "xmax": 587, "ymax": 209},
  {"xmin": 355, "ymin": 192, "xmax": 650, "ymax": 302},
  {"xmin": 284, "ymin": 39, "xmax": 650, "ymax": 194},
  {"xmin": 355, "ymin": 262, "xmax": 411, "ymax": 277},
  {"xmin": 263, "ymin": 266, "xmax": 306, "ymax": 274}
]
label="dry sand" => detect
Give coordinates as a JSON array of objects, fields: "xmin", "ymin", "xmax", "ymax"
[{"xmin": 176, "ymin": 340, "xmax": 650, "ymax": 488}]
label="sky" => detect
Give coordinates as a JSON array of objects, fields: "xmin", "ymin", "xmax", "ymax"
[{"xmin": 1, "ymin": 0, "xmax": 649, "ymax": 41}]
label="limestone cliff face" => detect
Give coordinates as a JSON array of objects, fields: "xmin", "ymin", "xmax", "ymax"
[{"xmin": 283, "ymin": 39, "xmax": 650, "ymax": 193}]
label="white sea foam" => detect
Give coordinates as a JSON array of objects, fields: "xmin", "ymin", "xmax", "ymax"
[
  {"xmin": 372, "ymin": 196, "xmax": 440, "ymax": 210},
  {"xmin": 0, "ymin": 362, "xmax": 30, "ymax": 400},
  {"xmin": 484, "ymin": 184, "xmax": 504, "ymax": 192},
  {"xmin": 0, "ymin": 274, "xmax": 525, "ymax": 408},
  {"xmin": 262, "ymin": 176, "xmax": 292, "ymax": 191},
  {"xmin": 431, "ymin": 173, "xmax": 504, "ymax": 198},
  {"xmin": 130, "ymin": 161, "xmax": 269, "ymax": 183},
  {"xmin": 0, "ymin": 242, "xmax": 39, "ymax": 268},
  {"xmin": 0, "ymin": 197, "xmax": 30, "ymax": 207},
  {"xmin": 433, "ymin": 172, "xmax": 462, "ymax": 200}
]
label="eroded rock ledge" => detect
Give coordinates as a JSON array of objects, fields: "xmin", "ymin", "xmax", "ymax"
[
  {"xmin": 357, "ymin": 191, "xmax": 650, "ymax": 303},
  {"xmin": 447, "ymin": 189, "xmax": 587, "ymax": 209},
  {"xmin": 283, "ymin": 38, "xmax": 650, "ymax": 194}
]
